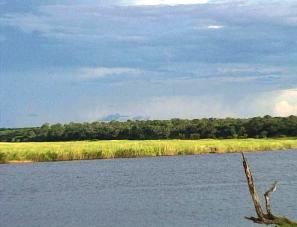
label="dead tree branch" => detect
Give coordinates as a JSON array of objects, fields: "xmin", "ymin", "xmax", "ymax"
[
  {"xmin": 264, "ymin": 181, "xmax": 277, "ymax": 218},
  {"xmin": 241, "ymin": 153, "xmax": 297, "ymax": 226}
]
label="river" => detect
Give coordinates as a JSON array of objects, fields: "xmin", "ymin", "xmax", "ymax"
[{"xmin": 1, "ymin": 150, "xmax": 297, "ymax": 227}]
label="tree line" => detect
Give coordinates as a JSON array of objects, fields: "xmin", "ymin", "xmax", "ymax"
[{"xmin": 1, "ymin": 115, "xmax": 297, "ymax": 142}]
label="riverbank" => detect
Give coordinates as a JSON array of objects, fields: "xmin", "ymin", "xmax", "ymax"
[{"xmin": 1, "ymin": 139, "xmax": 297, "ymax": 164}]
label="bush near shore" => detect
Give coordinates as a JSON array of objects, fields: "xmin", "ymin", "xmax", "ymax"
[{"xmin": 1, "ymin": 139, "xmax": 297, "ymax": 163}]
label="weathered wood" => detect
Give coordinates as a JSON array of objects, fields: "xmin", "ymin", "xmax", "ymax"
[
  {"xmin": 241, "ymin": 153, "xmax": 265, "ymax": 219},
  {"xmin": 264, "ymin": 181, "xmax": 277, "ymax": 218},
  {"xmin": 241, "ymin": 153, "xmax": 297, "ymax": 226}
]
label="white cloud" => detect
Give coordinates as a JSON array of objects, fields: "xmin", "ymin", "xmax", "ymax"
[
  {"xmin": 274, "ymin": 89, "xmax": 297, "ymax": 116},
  {"xmin": 80, "ymin": 67, "xmax": 140, "ymax": 79},
  {"xmin": 207, "ymin": 25, "xmax": 224, "ymax": 29},
  {"xmin": 125, "ymin": 0, "xmax": 208, "ymax": 5}
]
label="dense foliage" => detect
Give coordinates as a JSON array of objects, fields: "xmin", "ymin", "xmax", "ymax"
[{"xmin": 1, "ymin": 115, "xmax": 297, "ymax": 142}]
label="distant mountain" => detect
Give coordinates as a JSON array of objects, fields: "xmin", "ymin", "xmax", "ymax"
[{"xmin": 99, "ymin": 113, "xmax": 149, "ymax": 122}]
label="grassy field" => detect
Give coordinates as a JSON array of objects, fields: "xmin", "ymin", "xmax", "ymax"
[{"xmin": 1, "ymin": 138, "xmax": 297, "ymax": 164}]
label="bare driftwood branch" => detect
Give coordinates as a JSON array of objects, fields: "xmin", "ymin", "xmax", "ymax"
[
  {"xmin": 241, "ymin": 153, "xmax": 297, "ymax": 226},
  {"xmin": 241, "ymin": 153, "xmax": 265, "ymax": 219},
  {"xmin": 264, "ymin": 181, "xmax": 277, "ymax": 218}
]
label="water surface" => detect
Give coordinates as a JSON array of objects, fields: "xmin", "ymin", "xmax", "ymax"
[{"xmin": 1, "ymin": 150, "xmax": 297, "ymax": 227}]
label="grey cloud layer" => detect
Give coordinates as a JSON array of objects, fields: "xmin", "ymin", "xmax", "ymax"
[
  {"xmin": 1, "ymin": 0, "xmax": 297, "ymax": 126},
  {"xmin": 2, "ymin": 2, "xmax": 297, "ymax": 66}
]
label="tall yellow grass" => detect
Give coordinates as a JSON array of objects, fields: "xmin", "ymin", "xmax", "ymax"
[{"xmin": 1, "ymin": 139, "xmax": 297, "ymax": 163}]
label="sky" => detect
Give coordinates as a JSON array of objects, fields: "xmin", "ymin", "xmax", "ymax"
[{"xmin": 0, "ymin": 0, "xmax": 297, "ymax": 127}]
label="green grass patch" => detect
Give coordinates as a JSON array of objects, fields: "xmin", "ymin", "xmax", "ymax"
[{"xmin": 0, "ymin": 138, "xmax": 297, "ymax": 163}]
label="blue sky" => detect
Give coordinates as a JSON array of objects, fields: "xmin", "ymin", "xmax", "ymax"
[{"xmin": 1, "ymin": 0, "xmax": 297, "ymax": 127}]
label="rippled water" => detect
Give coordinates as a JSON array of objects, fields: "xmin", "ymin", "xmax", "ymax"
[{"xmin": 1, "ymin": 150, "xmax": 297, "ymax": 227}]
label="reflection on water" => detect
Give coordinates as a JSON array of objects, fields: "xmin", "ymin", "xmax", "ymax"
[{"xmin": 1, "ymin": 150, "xmax": 297, "ymax": 227}]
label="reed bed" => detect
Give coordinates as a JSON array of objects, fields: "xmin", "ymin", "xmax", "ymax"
[{"xmin": 1, "ymin": 139, "xmax": 297, "ymax": 163}]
